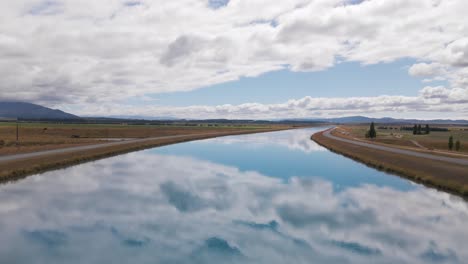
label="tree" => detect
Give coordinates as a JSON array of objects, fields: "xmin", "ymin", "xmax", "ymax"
[
  {"xmin": 365, "ymin": 131, "xmax": 370, "ymax": 138},
  {"xmin": 417, "ymin": 124, "xmax": 422, "ymax": 135},
  {"xmin": 369, "ymin": 122, "xmax": 377, "ymax": 139},
  {"xmin": 425, "ymin": 124, "xmax": 430, "ymax": 134},
  {"xmin": 455, "ymin": 140, "xmax": 461, "ymax": 151},
  {"xmin": 413, "ymin": 124, "xmax": 417, "ymax": 135},
  {"xmin": 448, "ymin": 136, "xmax": 454, "ymax": 150}
]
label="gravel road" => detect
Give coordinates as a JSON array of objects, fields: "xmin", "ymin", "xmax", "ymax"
[{"xmin": 0, "ymin": 133, "xmax": 223, "ymax": 163}]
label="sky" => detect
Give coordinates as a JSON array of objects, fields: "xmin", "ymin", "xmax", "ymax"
[{"xmin": 1, "ymin": 0, "xmax": 467, "ymax": 119}]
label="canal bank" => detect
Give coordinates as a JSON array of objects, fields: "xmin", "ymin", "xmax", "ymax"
[
  {"xmin": 312, "ymin": 128, "xmax": 468, "ymax": 198},
  {"xmin": 0, "ymin": 128, "xmax": 290, "ymax": 183}
]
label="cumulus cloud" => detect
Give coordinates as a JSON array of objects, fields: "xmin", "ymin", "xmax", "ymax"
[
  {"xmin": 0, "ymin": 0, "xmax": 467, "ymax": 117},
  {"xmin": 408, "ymin": 63, "xmax": 446, "ymax": 77},
  {"xmin": 72, "ymin": 88, "xmax": 468, "ymax": 119},
  {"xmin": 443, "ymin": 37, "xmax": 468, "ymax": 67},
  {"xmin": 419, "ymin": 86, "xmax": 468, "ymax": 102}
]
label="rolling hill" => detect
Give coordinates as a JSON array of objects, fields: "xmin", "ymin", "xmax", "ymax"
[
  {"xmin": 282, "ymin": 116, "xmax": 468, "ymax": 124},
  {"xmin": 0, "ymin": 102, "xmax": 79, "ymax": 120}
]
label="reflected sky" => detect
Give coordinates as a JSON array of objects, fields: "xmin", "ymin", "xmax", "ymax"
[
  {"xmin": 153, "ymin": 128, "xmax": 413, "ymax": 190},
  {"xmin": 0, "ymin": 128, "xmax": 467, "ymax": 263}
]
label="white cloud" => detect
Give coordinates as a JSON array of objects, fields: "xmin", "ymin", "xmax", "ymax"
[
  {"xmin": 200, "ymin": 129, "xmax": 327, "ymax": 153},
  {"xmin": 70, "ymin": 86, "xmax": 468, "ymax": 119},
  {"xmin": 408, "ymin": 63, "xmax": 446, "ymax": 77},
  {"xmin": 419, "ymin": 86, "xmax": 468, "ymax": 102},
  {"xmin": 443, "ymin": 37, "xmax": 468, "ymax": 67},
  {"xmin": 0, "ymin": 0, "xmax": 467, "ymax": 117}
]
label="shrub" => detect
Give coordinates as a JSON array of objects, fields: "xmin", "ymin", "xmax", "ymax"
[{"xmin": 5, "ymin": 141, "xmax": 13, "ymax": 147}]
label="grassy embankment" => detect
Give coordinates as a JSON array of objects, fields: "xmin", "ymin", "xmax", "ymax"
[
  {"xmin": 0, "ymin": 123, "xmax": 293, "ymax": 183},
  {"xmin": 0, "ymin": 122, "xmax": 277, "ymax": 155},
  {"xmin": 312, "ymin": 129, "xmax": 468, "ymax": 198}
]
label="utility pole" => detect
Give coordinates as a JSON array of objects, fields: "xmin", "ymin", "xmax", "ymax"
[{"xmin": 16, "ymin": 119, "xmax": 19, "ymax": 146}]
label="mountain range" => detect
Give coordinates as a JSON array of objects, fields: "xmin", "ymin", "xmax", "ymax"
[
  {"xmin": 282, "ymin": 116, "xmax": 468, "ymax": 124},
  {"xmin": 0, "ymin": 102, "xmax": 467, "ymax": 124},
  {"xmin": 0, "ymin": 102, "xmax": 79, "ymax": 120}
]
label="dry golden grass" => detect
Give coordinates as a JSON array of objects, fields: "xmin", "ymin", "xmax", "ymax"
[
  {"xmin": 312, "ymin": 130, "xmax": 468, "ymax": 198},
  {"xmin": 0, "ymin": 125, "xmax": 291, "ymax": 183},
  {"xmin": 0, "ymin": 122, "xmax": 287, "ymax": 155}
]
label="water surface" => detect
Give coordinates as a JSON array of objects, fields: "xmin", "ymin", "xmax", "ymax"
[{"xmin": 0, "ymin": 128, "xmax": 467, "ymax": 263}]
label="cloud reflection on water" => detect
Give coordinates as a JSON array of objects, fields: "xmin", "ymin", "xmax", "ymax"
[
  {"xmin": 0, "ymin": 150, "xmax": 467, "ymax": 264},
  {"xmin": 200, "ymin": 128, "xmax": 327, "ymax": 153}
]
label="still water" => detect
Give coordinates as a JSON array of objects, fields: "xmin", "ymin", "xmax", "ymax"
[{"xmin": 0, "ymin": 128, "xmax": 467, "ymax": 263}]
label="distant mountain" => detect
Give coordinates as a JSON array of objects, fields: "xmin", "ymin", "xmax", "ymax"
[
  {"xmin": 104, "ymin": 115, "xmax": 179, "ymax": 120},
  {"xmin": 0, "ymin": 102, "xmax": 79, "ymax": 120},
  {"xmin": 282, "ymin": 116, "xmax": 468, "ymax": 124},
  {"xmin": 1, "ymin": 102, "xmax": 466, "ymax": 124}
]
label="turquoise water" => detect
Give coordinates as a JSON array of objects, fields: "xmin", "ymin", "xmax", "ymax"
[{"xmin": 0, "ymin": 127, "xmax": 467, "ymax": 263}]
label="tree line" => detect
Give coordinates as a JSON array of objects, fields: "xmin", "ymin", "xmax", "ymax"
[
  {"xmin": 409, "ymin": 124, "xmax": 430, "ymax": 135},
  {"xmin": 383, "ymin": 125, "xmax": 449, "ymax": 133}
]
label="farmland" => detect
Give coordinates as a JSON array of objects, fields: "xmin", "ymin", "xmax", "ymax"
[
  {"xmin": 0, "ymin": 121, "xmax": 286, "ymax": 155},
  {"xmin": 338, "ymin": 124, "xmax": 468, "ymax": 154}
]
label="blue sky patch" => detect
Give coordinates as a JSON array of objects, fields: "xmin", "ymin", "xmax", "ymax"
[
  {"xmin": 123, "ymin": 1, "xmax": 142, "ymax": 7},
  {"xmin": 346, "ymin": 0, "xmax": 366, "ymax": 5},
  {"xmin": 331, "ymin": 240, "xmax": 382, "ymax": 256},
  {"xmin": 29, "ymin": 1, "xmax": 63, "ymax": 16},
  {"xmin": 23, "ymin": 229, "xmax": 68, "ymax": 247},
  {"xmin": 144, "ymin": 58, "xmax": 447, "ymax": 107},
  {"xmin": 208, "ymin": 0, "xmax": 229, "ymax": 9}
]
